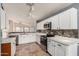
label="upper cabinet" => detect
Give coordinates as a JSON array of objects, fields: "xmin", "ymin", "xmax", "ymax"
[
  {"xmin": 37, "ymin": 18, "xmax": 51, "ymax": 30},
  {"xmin": 51, "ymin": 15, "xmax": 59, "ymax": 29},
  {"xmin": 37, "ymin": 7, "xmax": 78, "ymax": 30},
  {"xmin": 58, "ymin": 9, "xmax": 71, "ymax": 29},
  {"xmin": 70, "ymin": 8, "xmax": 77, "ymax": 29},
  {"xmin": 59, "ymin": 8, "xmax": 77, "ymax": 29},
  {"xmin": 51, "ymin": 8, "xmax": 77, "ymax": 29},
  {"xmin": 0, "ymin": 8, "xmax": 6, "ymax": 29},
  {"xmin": 37, "ymin": 21, "xmax": 44, "ymax": 30}
]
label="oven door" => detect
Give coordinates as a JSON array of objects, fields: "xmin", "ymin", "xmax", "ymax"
[
  {"xmin": 40, "ymin": 36, "xmax": 47, "ymax": 51},
  {"xmin": 41, "ymin": 38, "xmax": 47, "ymax": 46}
]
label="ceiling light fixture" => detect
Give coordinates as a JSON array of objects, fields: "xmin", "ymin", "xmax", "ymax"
[{"xmin": 26, "ymin": 3, "xmax": 34, "ymax": 17}]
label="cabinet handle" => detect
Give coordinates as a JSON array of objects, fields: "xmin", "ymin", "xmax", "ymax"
[{"xmin": 58, "ymin": 44, "xmax": 61, "ymax": 46}]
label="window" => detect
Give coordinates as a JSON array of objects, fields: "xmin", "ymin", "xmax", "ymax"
[
  {"xmin": 24, "ymin": 27, "xmax": 29, "ymax": 32},
  {"xmin": 15, "ymin": 27, "xmax": 21, "ymax": 32}
]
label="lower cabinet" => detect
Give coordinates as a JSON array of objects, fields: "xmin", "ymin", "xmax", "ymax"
[
  {"xmin": 18, "ymin": 33, "xmax": 36, "ymax": 44},
  {"xmin": 47, "ymin": 39, "xmax": 65, "ymax": 56},
  {"xmin": 54, "ymin": 42, "xmax": 65, "ymax": 56},
  {"xmin": 1, "ymin": 42, "xmax": 16, "ymax": 56},
  {"xmin": 36, "ymin": 34, "xmax": 41, "ymax": 44},
  {"xmin": 47, "ymin": 38, "xmax": 77, "ymax": 56},
  {"xmin": 1, "ymin": 43, "xmax": 11, "ymax": 56},
  {"xmin": 47, "ymin": 39, "xmax": 55, "ymax": 56}
]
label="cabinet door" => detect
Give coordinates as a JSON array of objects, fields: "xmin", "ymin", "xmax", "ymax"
[
  {"xmin": 59, "ymin": 10, "xmax": 71, "ymax": 29},
  {"xmin": 29, "ymin": 34, "xmax": 36, "ymax": 42},
  {"xmin": 37, "ymin": 18, "xmax": 51, "ymax": 30},
  {"xmin": 47, "ymin": 39, "xmax": 55, "ymax": 56},
  {"xmin": 37, "ymin": 23, "xmax": 40, "ymax": 30},
  {"xmin": 37, "ymin": 22, "xmax": 44, "ymax": 30},
  {"xmin": 54, "ymin": 42, "xmax": 66, "ymax": 56},
  {"xmin": 1, "ymin": 9, "xmax": 6, "ymax": 29},
  {"xmin": 51, "ymin": 15, "xmax": 59, "ymax": 29},
  {"xmin": 70, "ymin": 8, "xmax": 77, "ymax": 29},
  {"xmin": 36, "ymin": 35, "xmax": 40, "ymax": 44},
  {"xmin": 40, "ymin": 21, "xmax": 44, "ymax": 30}
]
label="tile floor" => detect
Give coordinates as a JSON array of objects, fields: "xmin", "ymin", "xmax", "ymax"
[{"xmin": 15, "ymin": 42, "xmax": 49, "ymax": 56}]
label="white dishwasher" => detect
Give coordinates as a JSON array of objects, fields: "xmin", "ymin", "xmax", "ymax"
[{"xmin": 47, "ymin": 37, "xmax": 55, "ymax": 56}]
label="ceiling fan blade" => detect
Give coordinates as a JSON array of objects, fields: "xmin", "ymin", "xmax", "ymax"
[
  {"xmin": 26, "ymin": 3, "xmax": 35, "ymax": 17},
  {"xmin": 26, "ymin": 3, "xmax": 34, "ymax": 6}
]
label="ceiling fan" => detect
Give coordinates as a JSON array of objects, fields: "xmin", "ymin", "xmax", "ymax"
[
  {"xmin": 1, "ymin": 3, "xmax": 4, "ymax": 10},
  {"xmin": 26, "ymin": 3, "xmax": 35, "ymax": 17}
]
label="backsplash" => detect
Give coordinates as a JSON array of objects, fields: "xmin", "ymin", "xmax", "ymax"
[
  {"xmin": 37, "ymin": 30, "xmax": 78, "ymax": 38},
  {"xmin": 51, "ymin": 30, "xmax": 78, "ymax": 38}
]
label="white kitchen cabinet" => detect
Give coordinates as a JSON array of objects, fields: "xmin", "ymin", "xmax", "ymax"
[
  {"xmin": 52, "ymin": 8, "xmax": 77, "ymax": 29},
  {"xmin": 59, "ymin": 8, "xmax": 77, "ymax": 29},
  {"xmin": 51, "ymin": 8, "xmax": 77, "ymax": 30},
  {"xmin": 37, "ymin": 20, "xmax": 46, "ymax": 30},
  {"xmin": 47, "ymin": 37, "xmax": 78, "ymax": 56},
  {"xmin": 37, "ymin": 23, "xmax": 40, "ymax": 30},
  {"xmin": 36, "ymin": 34, "xmax": 41, "ymax": 44},
  {"xmin": 54, "ymin": 42, "xmax": 65, "ymax": 56},
  {"xmin": 37, "ymin": 22, "xmax": 44, "ymax": 30},
  {"xmin": 0, "ymin": 8, "xmax": 6, "ymax": 29},
  {"xmin": 59, "ymin": 10, "xmax": 71, "ymax": 29},
  {"xmin": 18, "ymin": 33, "xmax": 36, "ymax": 44},
  {"xmin": 37, "ymin": 17, "xmax": 51, "ymax": 30},
  {"xmin": 47, "ymin": 38, "xmax": 55, "ymax": 56},
  {"xmin": 37, "ymin": 8, "xmax": 77, "ymax": 30},
  {"xmin": 40, "ymin": 21, "xmax": 44, "ymax": 30},
  {"xmin": 51, "ymin": 15, "xmax": 59, "ymax": 29},
  {"xmin": 70, "ymin": 8, "xmax": 77, "ymax": 29}
]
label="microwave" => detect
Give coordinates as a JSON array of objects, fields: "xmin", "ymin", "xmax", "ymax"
[{"xmin": 44, "ymin": 22, "xmax": 52, "ymax": 30}]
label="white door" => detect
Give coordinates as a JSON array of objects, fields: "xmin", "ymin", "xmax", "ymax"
[
  {"xmin": 54, "ymin": 42, "xmax": 65, "ymax": 56},
  {"xmin": 59, "ymin": 9, "xmax": 71, "ymax": 29}
]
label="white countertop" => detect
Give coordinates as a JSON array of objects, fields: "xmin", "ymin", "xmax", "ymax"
[
  {"xmin": 36, "ymin": 33, "xmax": 46, "ymax": 35},
  {"xmin": 48, "ymin": 36, "xmax": 79, "ymax": 46},
  {"xmin": 1, "ymin": 37, "xmax": 16, "ymax": 44}
]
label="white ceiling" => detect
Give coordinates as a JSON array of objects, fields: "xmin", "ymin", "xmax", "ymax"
[{"xmin": 3, "ymin": 3, "xmax": 72, "ymax": 27}]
